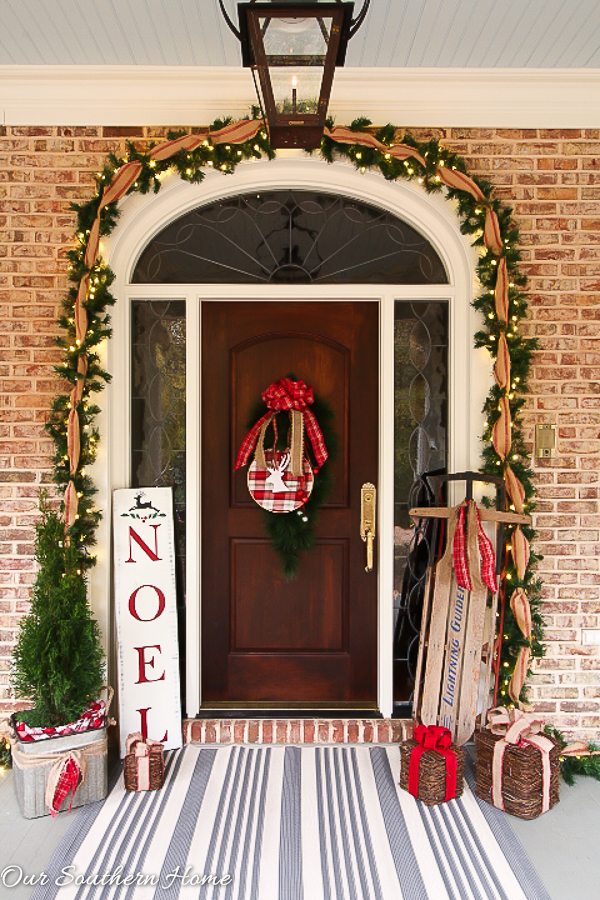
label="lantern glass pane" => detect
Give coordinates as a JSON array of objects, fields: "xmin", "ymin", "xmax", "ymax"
[
  {"xmin": 270, "ymin": 67, "xmax": 323, "ymax": 114},
  {"xmin": 259, "ymin": 15, "xmax": 332, "ymax": 63}
]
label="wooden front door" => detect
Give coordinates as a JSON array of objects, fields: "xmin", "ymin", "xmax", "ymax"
[{"xmin": 201, "ymin": 301, "xmax": 378, "ymax": 705}]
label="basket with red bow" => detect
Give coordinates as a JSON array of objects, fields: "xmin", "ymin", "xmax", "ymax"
[{"xmin": 400, "ymin": 723, "xmax": 465, "ymax": 805}]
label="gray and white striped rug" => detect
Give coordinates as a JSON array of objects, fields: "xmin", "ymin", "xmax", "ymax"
[{"xmin": 32, "ymin": 745, "xmax": 551, "ymax": 900}]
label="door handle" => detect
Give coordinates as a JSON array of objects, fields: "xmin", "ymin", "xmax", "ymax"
[{"xmin": 360, "ymin": 483, "xmax": 376, "ymax": 572}]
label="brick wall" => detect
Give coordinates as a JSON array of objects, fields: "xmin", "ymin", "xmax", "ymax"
[{"xmin": 1, "ymin": 125, "xmax": 599, "ymax": 739}]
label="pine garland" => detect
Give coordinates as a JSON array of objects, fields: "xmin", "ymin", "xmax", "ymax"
[
  {"xmin": 545, "ymin": 726, "xmax": 600, "ymax": 785},
  {"xmin": 0, "ymin": 736, "xmax": 11, "ymax": 770},
  {"xmin": 46, "ymin": 116, "xmax": 543, "ymax": 705}
]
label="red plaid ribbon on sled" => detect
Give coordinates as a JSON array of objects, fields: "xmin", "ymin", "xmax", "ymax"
[
  {"xmin": 235, "ymin": 378, "xmax": 327, "ymax": 470},
  {"xmin": 452, "ymin": 501, "xmax": 498, "ymax": 592}
]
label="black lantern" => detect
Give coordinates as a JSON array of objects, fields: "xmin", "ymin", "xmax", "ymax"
[{"xmin": 219, "ymin": 0, "xmax": 370, "ymax": 149}]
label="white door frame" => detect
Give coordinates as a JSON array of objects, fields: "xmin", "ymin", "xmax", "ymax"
[{"xmin": 96, "ymin": 154, "xmax": 486, "ymax": 718}]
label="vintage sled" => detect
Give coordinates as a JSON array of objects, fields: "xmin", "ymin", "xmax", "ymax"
[{"xmin": 410, "ymin": 472, "xmax": 531, "ymax": 746}]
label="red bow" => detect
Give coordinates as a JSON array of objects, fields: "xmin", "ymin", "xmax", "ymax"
[
  {"xmin": 262, "ymin": 377, "xmax": 314, "ymax": 412},
  {"xmin": 235, "ymin": 378, "xmax": 328, "ymax": 470},
  {"xmin": 408, "ymin": 724, "xmax": 458, "ymax": 802}
]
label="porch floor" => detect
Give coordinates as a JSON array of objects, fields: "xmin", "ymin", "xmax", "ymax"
[{"xmin": 1, "ymin": 748, "xmax": 599, "ymax": 900}]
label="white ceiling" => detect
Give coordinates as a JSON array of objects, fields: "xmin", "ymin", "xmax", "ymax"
[{"xmin": 2, "ymin": 0, "xmax": 600, "ymax": 68}]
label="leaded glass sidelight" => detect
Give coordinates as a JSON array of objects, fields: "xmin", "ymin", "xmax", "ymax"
[
  {"xmin": 132, "ymin": 190, "xmax": 448, "ymax": 286},
  {"xmin": 131, "ymin": 301, "xmax": 186, "ymax": 598},
  {"xmin": 394, "ymin": 301, "xmax": 448, "ymax": 715}
]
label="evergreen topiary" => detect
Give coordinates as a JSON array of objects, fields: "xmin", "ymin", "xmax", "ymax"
[{"xmin": 11, "ymin": 493, "xmax": 105, "ymax": 727}]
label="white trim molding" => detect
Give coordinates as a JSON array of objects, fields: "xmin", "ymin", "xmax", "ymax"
[
  {"xmin": 98, "ymin": 154, "xmax": 487, "ymax": 718},
  {"xmin": 2, "ymin": 65, "xmax": 600, "ymax": 127}
]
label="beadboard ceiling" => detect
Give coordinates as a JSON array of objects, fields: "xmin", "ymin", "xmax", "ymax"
[
  {"xmin": 2, "ymin": 1, "xmax": 600, "ymax": 125},
  {"xmin": 2, "ymin": 0, "xmax": 600, "ymax": 68}
]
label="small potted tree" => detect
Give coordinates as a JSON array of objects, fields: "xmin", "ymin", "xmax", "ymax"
[{"xmin": 8, "ymin": 494, "xmax": 109, "ymax": 818}]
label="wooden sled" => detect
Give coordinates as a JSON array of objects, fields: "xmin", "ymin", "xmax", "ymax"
[{"xmin": 410, "ymin": 472, "xmax": 531, "ymax": 746}]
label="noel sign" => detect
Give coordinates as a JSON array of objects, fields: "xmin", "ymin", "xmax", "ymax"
[{"xmin": 113, "ymin": 488, "xmax": 182, "ymax": 758}]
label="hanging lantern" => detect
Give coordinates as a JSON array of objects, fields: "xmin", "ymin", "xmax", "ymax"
[{"xmin": 220, "ymin": 0, "xmax": 370, "ymax": 149}]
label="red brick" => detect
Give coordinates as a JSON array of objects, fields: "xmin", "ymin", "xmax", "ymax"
[
  {"xmin": 318, "ymin": 721, "xmax": 330, "ymax": 742},
  {"xmin": 347, "ymin": 721, "xmax": 359, "ymax": 742},
  {"xmin": 362, "ymin": 721, "xmax": 374, "ymax": 743},
  {"xmin": 377, "ymin": 721, "xmax": 392, "ymax": 742},
  {"xmin": 303, "ymin": 720, "xmax": 316, "ymax": 743},
  {"xmin": 332, "ymin": 720, "xmax": 344, "ymax": 743}
]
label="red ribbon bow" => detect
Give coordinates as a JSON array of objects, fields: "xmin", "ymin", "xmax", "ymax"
[
  {"xmin": 263, "ymin": 377, "xmax": 314, "ymax": 412},
  {"xmin": 408, "ymin": 724, "xmax": 458, "ymax": 802},
  {"xmin": 235, "ymin": 377, "xmax": 328, "ymax": 470},
  {"xmin": 50, "ymin": 755, "xmax": 81, "ymax": 817}
]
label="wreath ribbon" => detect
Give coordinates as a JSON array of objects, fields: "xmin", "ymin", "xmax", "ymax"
[{"xmin": 235, "ymin": 377, "xmax": 328, "ymax": 472}]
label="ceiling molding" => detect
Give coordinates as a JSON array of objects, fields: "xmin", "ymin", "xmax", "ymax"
[{"xmin": 2, "ymin": 66, "xmax": 600, "ymax": 127}]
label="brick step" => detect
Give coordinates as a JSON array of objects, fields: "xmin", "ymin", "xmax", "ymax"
[{"xmin": 183, "ymin": 718, "xmax": 414, "ymax": 745}]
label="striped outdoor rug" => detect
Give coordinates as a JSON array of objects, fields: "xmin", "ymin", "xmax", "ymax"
[{"xmin": 33, "ymin": 745, "xmax": 550, "ymax": 900}]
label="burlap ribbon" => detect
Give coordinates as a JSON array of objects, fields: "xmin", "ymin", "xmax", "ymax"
[
  {"xmin": 235, "ymin": 377, "xmax": 327, "ymax": 476},
  {"xmin": 487, "ymin": 706, "xmax": 554, "ymax": 814},
  {"xmin": 64, "ymin": 118, "xmax": 264, "ymax": 530},
  {"xmin": 561, "ymin": 741, "xmax": 600, "ymax": 757},
  {"xmin": 126, "ymin": 732, "xmax": 163, "ymax": 791},
  {"xmin": 408, "ymin": 723, "xmax": 458, "ymax": 802}
]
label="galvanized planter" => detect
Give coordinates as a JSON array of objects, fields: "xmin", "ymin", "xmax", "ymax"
[{"xmin": 12, "ymin": 726, "xmax": 108, "ymax": 819}]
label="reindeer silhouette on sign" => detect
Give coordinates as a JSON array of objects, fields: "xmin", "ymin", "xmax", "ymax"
[{"xmin": 129, "ymin": 491, "xmax": 160, "ymax": 514}]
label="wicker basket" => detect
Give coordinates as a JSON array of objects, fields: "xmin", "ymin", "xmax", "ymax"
[
  {"xmin": 474, "ymin": 728, "xmax": 561, "ymax": 819},
  {"xmin": 400, "ymin": 738, "xmax": 465, "ymax": 805},
  {"xmin": 124, "ymin": 737, "xmax": 164, "ymax": 792}
]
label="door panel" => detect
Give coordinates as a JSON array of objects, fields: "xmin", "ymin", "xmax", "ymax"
[{"xmin": 201, "ymin": 301, "xmax": 378, "ymax": 704}]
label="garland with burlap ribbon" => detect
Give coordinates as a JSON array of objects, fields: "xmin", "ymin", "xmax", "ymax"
[{"xmin": 48, "ymin": 115, "xmax": 541, "ymax": 700}]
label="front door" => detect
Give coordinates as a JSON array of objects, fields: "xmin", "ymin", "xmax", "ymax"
[{"xmin": 201, "ymin": 301, "xmax": 378, "ymax": 706}]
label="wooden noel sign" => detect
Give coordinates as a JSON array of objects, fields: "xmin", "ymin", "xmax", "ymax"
[
  {"xmin": 411, "ymin": 476, "xmax": 531, "ymax": 747},
  {"xmin": 113, "ymin": 488, "xmax": 182, "ymax": 758},
  {"xmin": 235, "ymin": 377, "xmax": 328, "ymax": 514}
]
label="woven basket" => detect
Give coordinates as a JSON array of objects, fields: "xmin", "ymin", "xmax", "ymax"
[
  {"xmin": 400, "ymin": 738, "xmax": 465, "ymax": 805},
  {"xmin": 124, "ymin": 740, "xmax": 164, "ymax": 792},
  {"xmin": 474, "ymin": 728, "xmax": 561, "ymax": 819}
]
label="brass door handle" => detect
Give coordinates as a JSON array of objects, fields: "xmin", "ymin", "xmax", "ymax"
[{"xmin": 360, "ymin": 483, "xmax": 376, "ymax": 573}]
